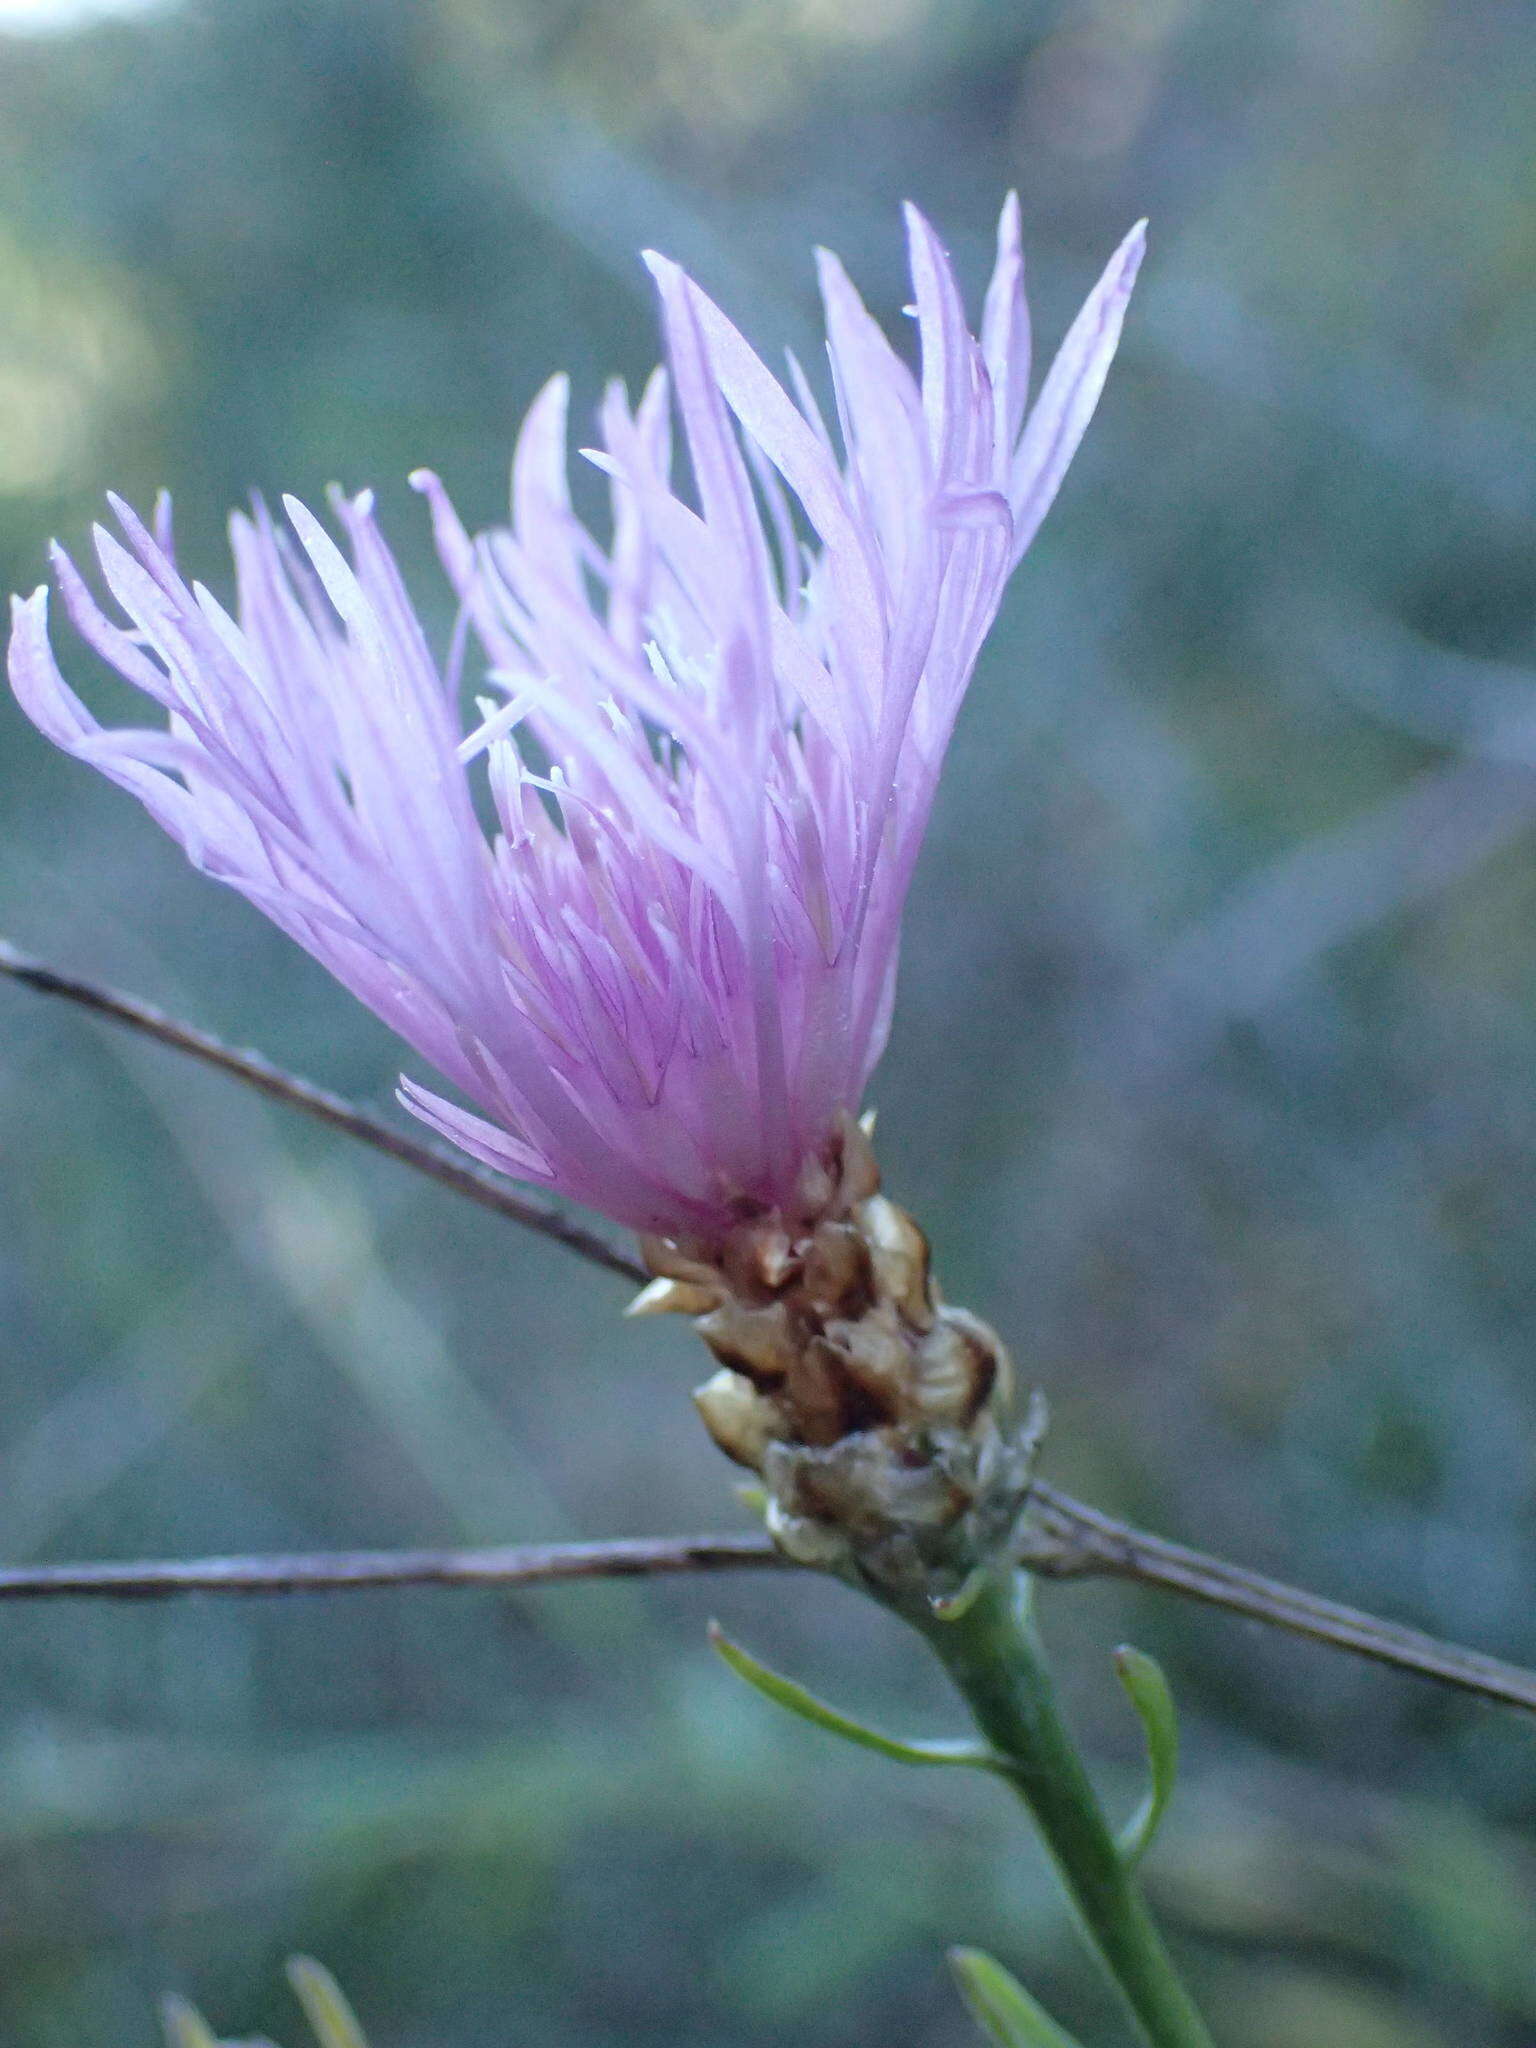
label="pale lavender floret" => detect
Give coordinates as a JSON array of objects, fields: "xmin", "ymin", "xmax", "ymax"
[{"xmin": 8, "ymin": 201, "xmax": 1143, "ymax": 1242}]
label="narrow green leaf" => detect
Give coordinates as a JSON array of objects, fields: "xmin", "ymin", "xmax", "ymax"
[
  {"xmin": 1114, "ymin": 1644, "xmax": 1179, "ymax": 1866},
  {"xmin": 709, "ymin": 1622, "xmax": 1000, "ymax": 1770},
  {"xmin": 948, "ymin": 1947, "xmax": 1087, "ymax": 2048},
  {"xmin": 159, "ymin": 1998, "xmax": 223, "ymax": 2048},
  {"xmin": 286, "ymin": 1957, "xmax": 371, "ymax": 2048}
]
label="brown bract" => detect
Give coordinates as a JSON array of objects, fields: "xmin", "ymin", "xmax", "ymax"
[{"xmin": 628, "ymin": 1118, "xmax": 1031, "ymax": 1601}]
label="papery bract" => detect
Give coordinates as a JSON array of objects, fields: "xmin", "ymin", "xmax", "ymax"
[{"xmin": 8, "ymin": 200, "xmax": 1142, "ymax": 1242}]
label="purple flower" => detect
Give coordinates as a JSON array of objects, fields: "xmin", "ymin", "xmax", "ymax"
[{"xmin": 8, "ymin": 200, "xmax": 1142, "ymax": 1244}]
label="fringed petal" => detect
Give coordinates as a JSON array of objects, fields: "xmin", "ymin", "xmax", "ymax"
[
  {"xmin": 8, "ymin": 199, "xmax": 1140, "ymax": 1247},
  {"xmin": 981, "ymin": 190, "xmax": 1031, "ymax": 459},
  {"xmin": 397, "ymin": 1077, "xmax": 553, "ymax": 1183},
  {"xmin": 1010, "ymin": 218, "xmax": 1146, "ymax": 565}
]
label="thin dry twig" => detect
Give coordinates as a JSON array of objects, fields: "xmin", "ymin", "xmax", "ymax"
[
  {"xmin": 6, "ymin": 941, "xmax": 1536, "ymax": 1715},
  {"xmin": 0, "ymin": 939, "xmax": 645, "ymax": 1284},
  {"xmin": 2, "ymin": 1493, "xmax": 1534, "ymax": 1718},
  {"xmin": 1022, "ymin": 1483, "xmax": 1536, "ymax": 1715},
  {"xmin": 0, "ymin": 1532, "xmax": 781, "ymax": 1600}
]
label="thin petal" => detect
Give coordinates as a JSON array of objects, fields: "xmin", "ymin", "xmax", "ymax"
[
  {"xmin": 980, "ymin": 191, "xmax": 1031, "ymax": 458},
  {"xmin": 1010, "ymin": 219, "xmax": 1146, "ymax": 564}
]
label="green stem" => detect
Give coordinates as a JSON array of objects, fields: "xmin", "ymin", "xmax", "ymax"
[{"xmin": 912, "ymin": 1572, "xmax": 1216, "ymax": 2048}]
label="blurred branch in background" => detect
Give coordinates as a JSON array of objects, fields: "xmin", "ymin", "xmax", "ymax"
[
  {"xmin": 0, "ymin": 937, "xmax": 645, "ymax": 1283},
  {"xmin": 1108, "ymin": 755, "xmax": 1536, "ymax": 1095},
  {"xmin": 8, "ymin": 938, "xmax": 1536, "ymax": 1714}
]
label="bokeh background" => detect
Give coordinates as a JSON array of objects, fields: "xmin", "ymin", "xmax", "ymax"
[{"xmin": 2, "ymin": 0, "xmax": 1536, "ymax": 2042}]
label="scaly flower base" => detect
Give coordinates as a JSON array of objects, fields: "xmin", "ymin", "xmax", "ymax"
[{"xmin": 639, "ymin": 1121, "xmax": 1215, "ymax": 2046}]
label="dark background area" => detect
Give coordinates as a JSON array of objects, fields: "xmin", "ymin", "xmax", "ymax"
[{"xmin": 2, "ymin": 1, "xmax": 1536, "ymax": 2042}]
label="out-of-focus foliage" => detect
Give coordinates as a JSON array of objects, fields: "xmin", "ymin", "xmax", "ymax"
[
  {"xmin": 163, "ymin": 1955, "xmax": 370, "ymax": 2048},
  {"xmin": 949, "ymin": 1945, "xmax": 1087, "ymax": 2048},
  {"xmin": 2, "ymin": 1, "xmax": 1536, "ymax": 2043}
]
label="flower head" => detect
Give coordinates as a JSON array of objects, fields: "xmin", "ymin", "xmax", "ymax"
[{"xmin": 8, "ymin": 200, "xmax": 1141, "ymax": 1245}]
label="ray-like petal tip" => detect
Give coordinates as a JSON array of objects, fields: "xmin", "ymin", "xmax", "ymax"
[
  {"xmin": 993, "ymin": 192, "xmax": 1023, "ymax": 268},
  {"xmin": 899, "ymin": 199, "xmax": 933, "ymax": 253},
  {"xmin": 812, "ymin": 243, "xmax": 856, "ymax": 299},
  {"xmin": 528, "ymin": 369, "xmax": 571, "ymax": 412},
  {"xmin": 902, "ymin": 201, "xmax": 957, "ymax": 278},
  {"xmin": 281, "ymin": 495, "xmax": 334, "ymax": 554},
  {"xmin": 408, "ymin": 468, "xmax": 436, "ymax": 494}
]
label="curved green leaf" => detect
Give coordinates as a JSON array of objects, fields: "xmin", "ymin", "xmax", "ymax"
[
  {"xmin": 948, "ymin": 1947, "xmax": 1087, "ymax": 2048},
  {"xmin": 286, "ymin": 1957, "xmax": 371, "ymax": 2048},
  {"xmin": 1114, "ymin": 1644, "xmax": 1179, "ymax": 1866},
  {"xmin": 928, "ymin": 1564, "xmax": 991, "ymax": 1623},
  {"xmin": 709, "ymin": 1622, "xmax": 1000, "ymax": 1770}
]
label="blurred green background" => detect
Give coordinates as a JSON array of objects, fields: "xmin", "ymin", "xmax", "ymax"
[{"xmin": 2, "ymin": 0, "xmax": 1536, "ymax": 2041}]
